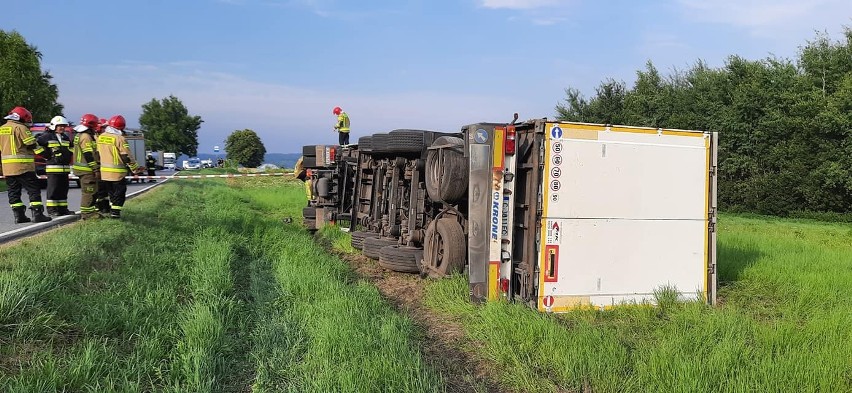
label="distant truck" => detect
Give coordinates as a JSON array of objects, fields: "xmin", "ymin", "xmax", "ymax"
[{"xmin": 163, "ymin": 152, "xmax": 176, "ymax": 170}]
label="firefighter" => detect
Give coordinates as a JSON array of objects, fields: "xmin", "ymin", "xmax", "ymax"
[
  {"xmin": 332, "ymin": 106, "xmax": 350, "ymax": 146},
  {"xmin": 37, "ymin": 115, "xmax": 74, "ymax": 216},
  {"xmin": 0, "ymin": 107, "xmax": 52, "ymax": 223},
  {"xmin": 97, "ymin": 115, "xmax": 141, "ymax": 219},
  {"xmin": 72, "ymin": 114, "xmax": 101, "ymax": 220},
  {"xmin": 93, "ymin": 117, "xmax": 110, "ymax": 215},
  {"xmin": 145, "ymin": 154, "xmax": 157, "ymax": 182},
  {"xmin": 294, "ymin": 156, "xmax": 312, "ymax": 203}
]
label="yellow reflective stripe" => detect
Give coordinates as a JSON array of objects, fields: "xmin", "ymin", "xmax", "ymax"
[
  {"xmin": 81, "ymin": 146, "xmax": 93, "ymax": 152},
  {"xmin": 111, "ymin": 205, "xmax": 123, "ymax": 210},
  {"xmin": 10, "ymin": 202, "xmax": 25, "ymax": 208},
  {"xmin": 34, "ymin": 147, "xmax": 45, "ymax": 154},
  {"xmin": 30, "ymin": 201, "xmax": 43, "ymax": 206},
  {"xmin": 1, "ymin": 158, "xmax": 35, "ymax": 163},
  {"xmin": 22, "ymin": 136, "xmax": 35, "ymax": 144},
  {"xmin": 101, "ymin": 167, "xmax": 127, "ymax": 173},
  {"xmin": 73, "ymin": 165, "xmax": 94, "ymax": 172}
]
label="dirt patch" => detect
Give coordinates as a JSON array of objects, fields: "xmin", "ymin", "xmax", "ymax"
[{"xmin": 321, "ymin": 242, "xmax": 506, "ymax": 393}]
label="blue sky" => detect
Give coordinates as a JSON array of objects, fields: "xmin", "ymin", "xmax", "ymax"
[{"xmin": 6, "ymin": 0, "xmax": 852, "ymax": 154}]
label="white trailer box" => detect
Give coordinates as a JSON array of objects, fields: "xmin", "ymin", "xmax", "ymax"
[{"xmin": 467, "ymin": 120, "xmax": 717, "ymax": 312}]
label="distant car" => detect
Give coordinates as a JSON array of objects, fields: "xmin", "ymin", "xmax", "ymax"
[{"xmin": 183, "ymin": 158, "xmax": 201, "ymax": 170}]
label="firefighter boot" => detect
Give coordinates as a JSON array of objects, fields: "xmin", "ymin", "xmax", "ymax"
[
  {"xmin": 109, "ymin": 209, "xmax": 121, "ymax": 219},
  {"xmin": 46, "ymin": 206, "xmax": 59, "ymax": 217},
  {"xmin": 30, "ymin": 206, "xmax": 53, "ymax": 223},
  {"xmin": 13, "ymin": 206, "xmax": 31, "ymax": 224},
  {"xmin": 57, "ymin": 206, "xmax": 73, "ymax": 216},
  {"xmin": 97, "ymin": 199, "xmax": 111, "ymax": 216}
]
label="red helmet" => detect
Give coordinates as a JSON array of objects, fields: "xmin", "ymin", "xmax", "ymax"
[
  {"xmin": 108, "ymin": 115, "xmax": 126, "ymax": 130},
  {"xmin": 333, "ymin": 106, "xmax": 342, "ymax": 115},
  {"xmin": 7, "ymin": 106, "xmax": 33, "ymax": 124},
  {"xmin": 80, "ymin": 113, "xmax": 99, "ymax": 129}
]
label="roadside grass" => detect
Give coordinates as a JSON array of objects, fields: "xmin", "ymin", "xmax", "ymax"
[
  {"xmin": 317, "ymin": 209, "xmax": 852, "ymax": 392},
  {"xmin": 0, "ymin": 178, "xmax": 444, "ymax": 392},
  {"xmin": 417, "ymin": 214, "xmax": 852, "ymax": 392}
]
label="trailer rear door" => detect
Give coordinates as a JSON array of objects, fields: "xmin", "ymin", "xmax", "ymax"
[{"xmin": 538, "ymin": 122, "xmax": 716, "ymax": 311}]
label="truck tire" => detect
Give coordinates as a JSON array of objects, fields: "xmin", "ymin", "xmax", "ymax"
[
  {"xmin": 302, "ymin": 207, "xmax": 316, "ymax": 218},
  {"xmin": 363, "ymin": 237, "xmax": 398, "ymax": 259},
  {"xmin": 425, "ymin": 136, "xmax": 468, "ymax": 203},
  {"xmin": 303, "ymin": 156, "xmax": 318, "ymax": 168},
  {"xmin": 302, "ymin": 145, "xmax": 318, "ymax": 157},
  {"xmin": 369, "ymin": 133, "xmax": 391, "ymax": 154},
  {"xmin": 304, "ymin": 218, "xmax": 317, "ymax": 231},
  {"xmin": 358, "ymin": 136, "xmax": 373, "ymax": 153},
  {"xmin": 350, "ymin": 230, "xmax": 377, "ymax": 250},
  {"xmin": 378, "ymin": 245, "xmax": 421, "ymax": 273},
  {"xmin": 386, "ymin": 129, "xmax": 427, "ymax": 154},
  {"xmin": 423, "ymin": 218, "xmax": 466, "ymax": 277},
  {"xmin": 316, "ymin": 177, "xmax": 331, "ymax": 198}
]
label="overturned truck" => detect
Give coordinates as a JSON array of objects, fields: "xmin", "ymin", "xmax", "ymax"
[{"xmin": 302, "ymin": 119, "xmax": 718, "ymax": 312}]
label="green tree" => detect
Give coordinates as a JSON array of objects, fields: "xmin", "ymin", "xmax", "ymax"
[
  {"xmin": 0, "ymin": 30, "xmax": 63, "ymax": 120},
  {"xmin": 139, "ymin": 95, "xmax": 203, "ymax": 157},
  {"xmin": 554, "ymin": 27, "xmax": 852, "ymax": 216},
  {"xmin": 225, "ymin": 129, "xmax": 266, "ymax": 168}
]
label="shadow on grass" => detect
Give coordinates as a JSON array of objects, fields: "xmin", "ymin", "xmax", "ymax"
[{"xmin": 716, "ymin": 242, "xmax": 763, "ymax": 284}]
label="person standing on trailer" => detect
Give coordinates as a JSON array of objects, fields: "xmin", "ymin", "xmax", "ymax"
[
  {"xmin": 37, "ymin": 115, "xmax": 74, "ymax": 216},
  {"xmin": 72, "ymin": 114, "xmax": 102, "ymax": 220},
  {"xmin": 332, "ymin": 106, "xmax": 350, "ymax": 145},
  {"xmin": 97, "ymin": 115, "xmax": 141, "ymax": 219},
  {"xmin": 0, "ymin": 107, "xmax": 52, "ymax": 223}
]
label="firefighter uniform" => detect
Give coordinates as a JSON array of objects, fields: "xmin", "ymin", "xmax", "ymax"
[
  {"xmin": 37, "ymin": 127, "xmax": 73, "ymax": 216},
  {"xmin": 335, "ymin": 111, "xmax": 350, "ymax": 145},
  {"xmin": 72, "ymin": 124, "xmax": 100, "ymax": 220},
  {"xmin": 97, "ymin": 124, "xmax": 139, "ymax": 219},
  {"xmin": 145, "ymin": 155, "xmax": 157, "ymax": 182},
  {"xmin": 0, "ymin": 115, "xmax": 52, "ymax": 223}
]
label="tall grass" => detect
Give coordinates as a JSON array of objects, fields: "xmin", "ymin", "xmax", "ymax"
[
  {"xmin": 423, "ymin": 214, "xmax": 852, "ymax": 392},
  {"xmin": 0, "ymin": 178, "xmax": 444, "ymax": 392}
]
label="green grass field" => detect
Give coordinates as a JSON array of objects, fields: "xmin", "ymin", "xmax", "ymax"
[
  {"xmin": 0, "ymin": 178, "xmax": 442, "ymax": 392},
  {"xmin": 418, "ymin": 214, "xmax": 852, "ymax": 392},
  {"xmin": 2, "ymin": 179, "xmax": 850, "ymax": 392}
]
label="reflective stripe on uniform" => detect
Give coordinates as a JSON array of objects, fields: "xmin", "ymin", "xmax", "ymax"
[{"xmin": 46, "ymin": 165, "xmax": 71, "ymax": 173}]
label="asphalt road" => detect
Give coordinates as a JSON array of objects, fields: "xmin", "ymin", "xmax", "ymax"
[{"xmin": 0, "ymin": 180, "xmax": 158, "ymax": 234}]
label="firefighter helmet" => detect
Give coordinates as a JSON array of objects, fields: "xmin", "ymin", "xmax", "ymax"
[
  {"xmin": 80, "ymin": 113, "xmax": 99, "ymax": 129},
  {"xmin": 333, "ymin": 106, "xmax": 342, "ymax": 115},
  {"xmin": 48, "ymin": 115, "xmax": 70, "ymax": 130},
  {"xmin": 108, "ymin": 115, "xmax": 126, "ymax": 130},
  {"xmin": 6, "ymin": 106, "xmax": 33, "ymax": 125}
]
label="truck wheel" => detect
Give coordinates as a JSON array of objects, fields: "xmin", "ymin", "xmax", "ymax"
[
  {"xmin": 369, "ymin": 133, "xmax": 390, "ymax": 155},
  {"xmin": 363, "ymin": 237, "xmax": 398, "ymax": 259},
  {"xmin": 358, "ymin": 136, "xmax": 373, "ymax": 153},
  {"xmin": 302, "ymin": 145, "xmax": 318, "ymax": 157},
  {"xmin": 378, "ymin": 245, "xmax": 422, "ymax": 273},
  {"xmin": 303, "ymin": 156, "xmax": 318, "ymax": 168},
  {"xmin": 316, "ymin": 177, "xmax": 331, "ymax": 198},
  {"xmin": 350, "ymin": 230, "xmax": 377, "ymax": 250},
  {"xmin": 386, "ymin": 129, "xmax": 427, "ymax": 154},
  {"xmin": 303, "ymin": 218, "xmax": 317, "ymax": 231},
  {"xmin": 302, "ymin": 207, "xmax": 316, "ymax": 218},
  {"xmin": 425, "ymin": 136, "xmax": 468, "ymax": 203},
  {"xmin": 423, "ymin": 217, "xmax": 465, "ymax": 277}
]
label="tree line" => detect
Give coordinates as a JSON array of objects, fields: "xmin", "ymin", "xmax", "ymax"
[
  {"xmin": 1, "ymin": 29, "xmax": 266, "ymax": 168},
  {"xmin": 556, "ymin": 28, "xmax": 852, "ymax": 216}
]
